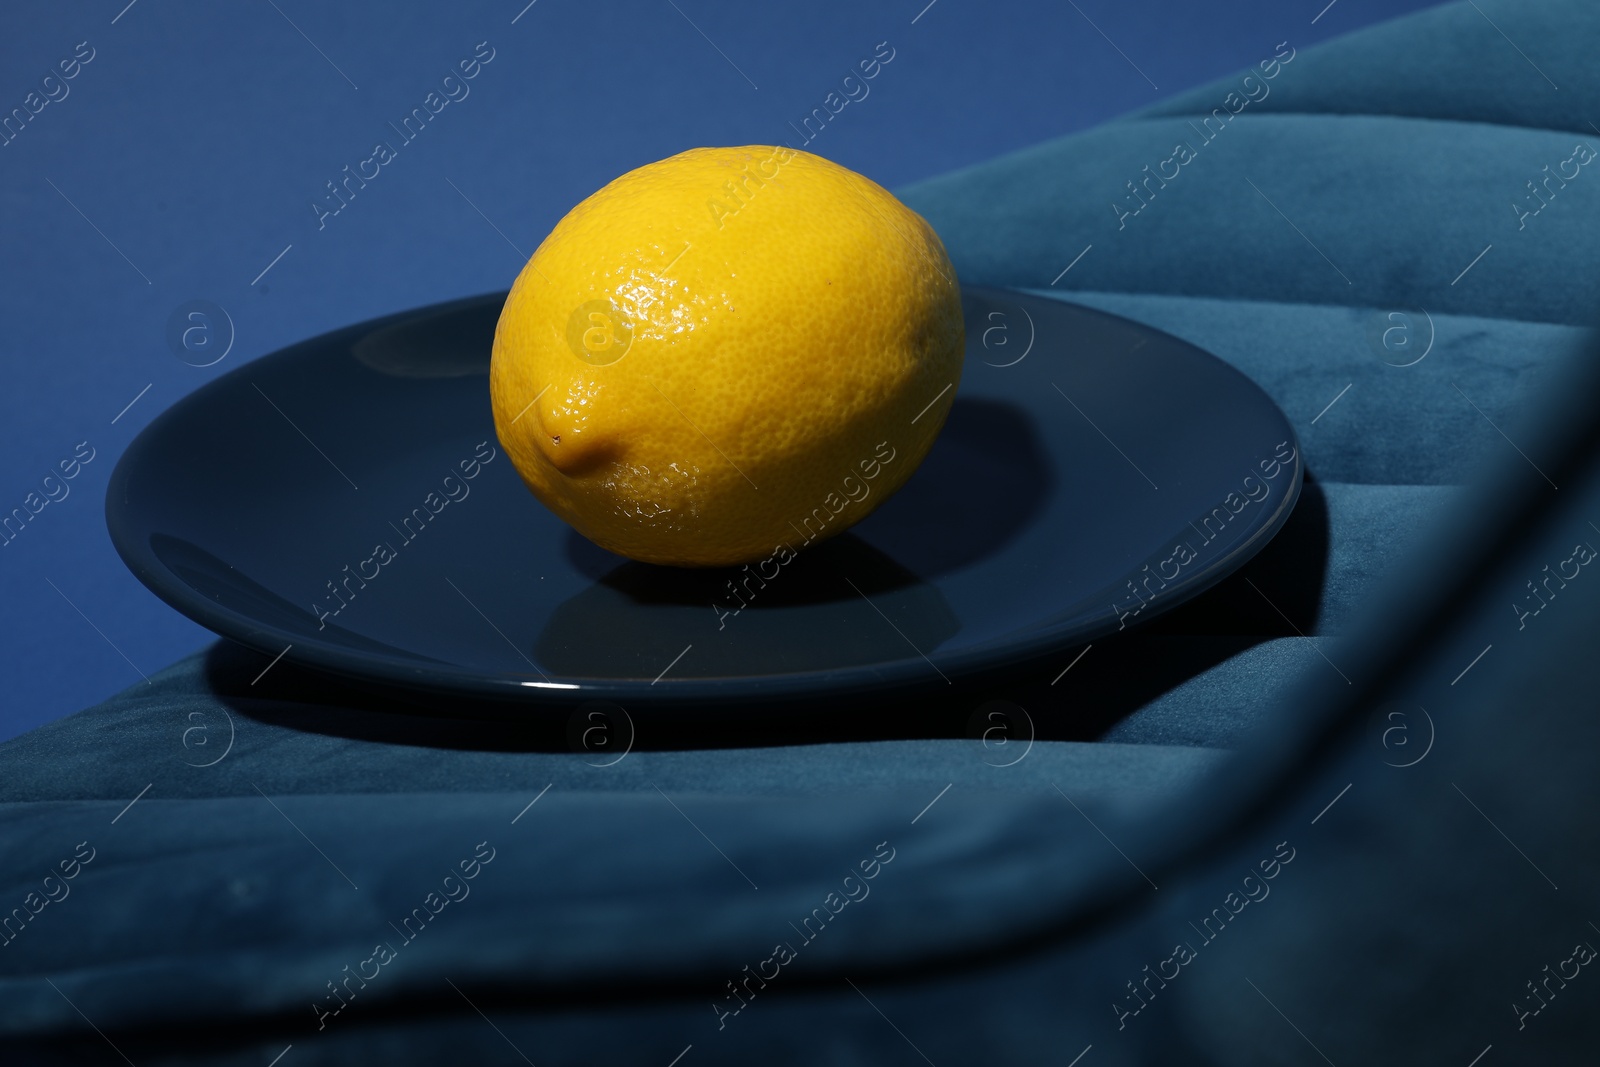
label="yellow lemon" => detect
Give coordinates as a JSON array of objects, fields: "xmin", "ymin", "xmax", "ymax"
[{"xmin": 489, "ymin": 145, "xmax": 963, "ymax": 567}]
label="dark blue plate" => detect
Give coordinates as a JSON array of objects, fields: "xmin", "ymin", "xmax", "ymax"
[{"xmin": 106, "ymin": 287, "xmax": 1300, "ymax": 709}]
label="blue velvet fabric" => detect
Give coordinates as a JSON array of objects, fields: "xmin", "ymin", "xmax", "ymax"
[{"xmin": 5, "ymin": 1, "xmax": 1599, "ymax": 1062}]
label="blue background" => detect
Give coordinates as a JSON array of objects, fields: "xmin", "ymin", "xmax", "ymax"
[{"xmin": 0, "ymin": 0, "xmax": 1442, "ymax": 740}]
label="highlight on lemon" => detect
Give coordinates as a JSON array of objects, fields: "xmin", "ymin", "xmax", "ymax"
[{"xmin": 489, "ymin": 145, "xmax": 964, "ymax": 568}]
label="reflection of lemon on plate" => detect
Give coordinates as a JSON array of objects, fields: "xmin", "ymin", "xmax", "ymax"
[{"xmin": 489, "ymin": 145, "xmax": 963, "ymax": 567}]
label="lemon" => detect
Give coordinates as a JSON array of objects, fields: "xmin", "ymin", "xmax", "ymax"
[{"xmin": 489, "ymin": 145, "xmax": 963, "ymax": 567}]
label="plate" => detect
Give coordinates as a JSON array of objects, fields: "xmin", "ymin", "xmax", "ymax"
[{"xmin": 106, "ymin": 287, "xmax": 1301, "ymax": 709}]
